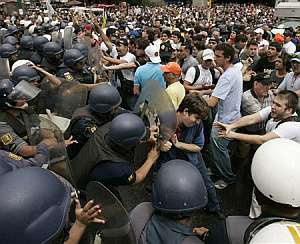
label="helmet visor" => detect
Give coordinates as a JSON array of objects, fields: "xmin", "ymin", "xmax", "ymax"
[{"xmin": 8, "ymin": 80, "xmax": 41, "ymax": 102}]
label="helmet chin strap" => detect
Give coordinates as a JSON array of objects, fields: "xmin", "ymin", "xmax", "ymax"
[{"xmin": 6, "ymin": 101, "xmax": 28, "ymax": 110}]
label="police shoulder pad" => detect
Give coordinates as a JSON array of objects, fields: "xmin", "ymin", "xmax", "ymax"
[
  {"xmin": 64, "ymin": 72, "xmax": 74, "ymax": 81},
  {"xmin": 0, "ymin": 133, "xmax": 13, "ymax": 145}
]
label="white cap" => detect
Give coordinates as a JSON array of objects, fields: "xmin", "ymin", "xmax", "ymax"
[
  {"xmin": 291, "ymin": 52, "xmax": 300, "ymax": 63},
  {"xmin": 202, "ymin": 49, "xmax": 214, "ymax": 61},
  {"xmin": 254, "ymin": 28, "xmax": 264, "ymax": 34},
  {"xmin": 145, "ymin": 45, "xmax": 161, "ymax": 63}
]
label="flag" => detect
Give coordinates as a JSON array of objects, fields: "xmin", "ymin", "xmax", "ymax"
[{"xmin": 46, "ymin": 0, "xmax": 55, "ymax": 19}]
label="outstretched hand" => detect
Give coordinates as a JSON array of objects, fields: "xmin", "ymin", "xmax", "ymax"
[{"xmin": 75, "ymin": 199, "xmax": 105, "ymax": 226}]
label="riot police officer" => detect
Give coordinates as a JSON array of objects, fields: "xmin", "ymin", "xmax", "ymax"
[
  {"xmin": 66, "ymin": 83, "xmax": 125, "ymax": 159},
  {"xmin": 73, "ymin": 42, "xmax": 89, "ymax": 58},
  {"xmin": 206, "ymin": 138, "xmax": 300, "ymax": 244},
  {"xmin": 19, "ymin": 35, "xmax": 34, "ymax": 60},
  {"xmin": 41, "ymin": 41, "xmax": 64, "ymax": 74},
  {"xmin": 0, "ymin": 43, "xmax": 18, "ymax": 67},
  {"xmin": 0, "ymin": 78, "xmax": 41, "ymax": 157},
  {"xmin": 0, "ymin": 166, "xmax": 105, "ymax": 244},
  {"xmin": 31, "ymin": 36, "xmax": 49, "ymax": 65},
  {"xmin": 70, "ymin": 113, "xmax": 160, "ymax": 189},
  {"xmin": 2, "ymin": 35, "xmax": 19, "ymax": 48},
  {"xmin": 130, "ymin": 159, "xmax": 209, "ymax": 244},
  {"xmin": 58, "ymin": 48, "xmax": 94, "ymax": 84},
  {"xmin": 4, "ymin": 25, "xmax": 20, "ymax": 38}
]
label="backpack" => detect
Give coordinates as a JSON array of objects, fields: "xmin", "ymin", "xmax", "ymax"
[{"xmin": 191, "ymin": 65, "xmax": 201, "ymax": 85}]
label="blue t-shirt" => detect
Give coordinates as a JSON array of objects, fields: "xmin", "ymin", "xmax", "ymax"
[
  {"xmin": 212, "ymin": 66, "xmax": 243, "ymax": 124},
  {"xmin": 134, "ymin": 62, "xmax": 165, "ymax": 91}
]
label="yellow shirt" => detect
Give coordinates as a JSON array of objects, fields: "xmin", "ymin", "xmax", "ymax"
[{"xmin": 165, "ymin": 81, "xmax": 186, "ymax": 110}]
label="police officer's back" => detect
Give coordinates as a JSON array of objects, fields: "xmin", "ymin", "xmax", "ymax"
[{"xmin": 130, "ymin": 159, "xmax": 208, "ymax": 244}]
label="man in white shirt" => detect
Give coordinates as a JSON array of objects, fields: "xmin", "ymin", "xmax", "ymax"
[
  {"xmin": 216, "ymin": 90, "xmax": 300, "ymax": 144},
  {"xmin": 283, "ymin": 31, "xmax": 296, "ymax": 54},
  {"xmin": 184, "ymin": 49, "xmax": 214, "ymax": 94}
]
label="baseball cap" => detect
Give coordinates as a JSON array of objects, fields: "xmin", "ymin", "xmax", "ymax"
[
  {"xmin": 160, "ymin": 62, "xmax": 181, "ymax": 76},
  {"xmin": 116, "ymin": 38, "xmax": 128, "ymax": 46},
  {"xmin": 254, "ymin": 28, "xmax": 264, "ymax": 34},
  {"xmin": 145, "ymin": 45, "xmax": 161, "ymax": 63},
  {"xmin": 252, "ymin": 73, "xmax": 272, "ymax": 86},
  {"xmin": 273, "ymin": 33, "xmax": 284, "ymax": 44},
  {"xmin": 202, "ymin": 49, "xmax": 214, "ymax": 61},
  {"xmin": 291, "ymin": 52, "xmax": 300, "ymax": 63}
]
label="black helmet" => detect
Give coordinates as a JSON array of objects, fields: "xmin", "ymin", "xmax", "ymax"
[
  {"xmin": 20, "ymin": 35, "xmax": 33, "ymax": 49},
  {"xmin": 43, "ymin": 41, "xmax": 63, "ymax": 56},
  {"xmin": 0, "ymin": 79, "xmax": 14, "ymax": 107},
  {"xmin": 42, "ymin": 23, "xmax": 54, "ymax": 33},
  {"xmin": 5, "ymin": 25, "xmax": 19, "ymax": 37},
  {"xmin": 88, "ymin": 83, "xmax": 122, "ymax": 113},
  {"xmin": 33, "ymin": 36, "xmax": 49, "ymax": 52},
  {"xmin": 11, "ymin": 65, "xmax": 40, "ymax": 85},
  {"xmin": 152, "ymin": 159, "xmax": 208, "ymax": 214},
  {"xmin": 63, "ymin": 48, "xmax": 85, "ymax": 67},
  {"xmin": 0, "ymin": 43, "xmax": 18, "ymax": 58},
  {"xmin": 33, "ymin": 25, "xmax": 45, "ymax": 35},
  {"xmin": 0, "ymin": 167, "xmax": 70, "ymax": 244},
  {"xmin": 108, "ymin": 113, "xmax": 147, "ymax": 148},
  {"xmin": 73, "ymin": 42, "xmax": 88, "ymax": 57},
  {"xmin": 3, "ymin": 35, "xmax": 19, "ymax": 46}
]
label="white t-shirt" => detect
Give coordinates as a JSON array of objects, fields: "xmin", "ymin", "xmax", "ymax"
[
  {"xmin": 120, "ymin": 52, "xmax": 136, "ymax": 81},
  {"xmin": 283, "ymin": 41, "xmax": 296, "ymax": 54},
  {"xmin": 100, "ymin": 42, "xmax": 118, "ymax": 59},
  {"xmin": 273, "ymin": 122, "xmax": 300, "ymax": 143},
  {"xmin": 185, "ymin": 65, "xmax": 212, "ymax": 86},
  {"xmin": 259, "ymin": 106, "xmax": 279, "ymax": 132}
]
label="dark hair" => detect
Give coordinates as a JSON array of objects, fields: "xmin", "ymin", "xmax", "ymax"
[
  {"xmin": 269, "ymin": 41, "xmax": 282, "ymax": 53},
  {"xmin": 236, "ymin": 34, "xmax": 248, "ymax": 43},
  {"xmin": 277, "ymin": 90, "xmax": 299, "ymax": 113},
  {"xmin": 278, "ymin": 54, "xmax": 291, "ymax": 70},
  {"xmin": 246, "ymin": 39, "xmax": 258, "ymax": 48},
  {"xmin": 215, "ymin": 43, "xmax": 235, "ymax": 63},
  {"xmin": 136, "ymin": 38, "xmax": 149, "ymax": 50},
  {"xmin": 162, "ymin": 29, "xmax": 171, "ymax": 37},
  {"xmin": 177, "ymin": 94, "xmax": 209, "ymax": 120},
  {"xmin": 181, "ymin": 42, "xmax": 193, "ymax": 55}
]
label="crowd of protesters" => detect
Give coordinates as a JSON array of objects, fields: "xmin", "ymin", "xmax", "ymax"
[{"xmin": 0, "ymin": 2, "xmax": 300, "ymax": 243}]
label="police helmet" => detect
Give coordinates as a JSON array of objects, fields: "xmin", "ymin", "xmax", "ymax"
[
  {"xmin": 33, "ymin": 36, "xmax": 49, "ymax": 52},
  {"xmin": 42, "ymin": 23, "xmax": 54, "ymax": 33},
  {"xmin": 107, "ymin": 113, "xmax": 147, "ymax": 148},
  {"xmin": 252, "ymin": 138, "xmax": 300, "ymax": 207},
  {"xmin": 0, "ymin": 43, "xmax": 18, "ymax": 58},
  {"xmin": 11, "ymin": 65, "xmax": 41, "ymax": 85},
  {"xmin": 244, "ymin": 218, "xmax": 300, "ymax": 244},
  {"xmin": 88, "ymin": 83, "xmax": 122, "ymax": 113},
  {"xmin": 152, "ymin": 159, "xmax": 208, "ymax": 214},
  {"xmin": 63, "ymin": 48, "xmax": 85, "ymax": 67},
  {"xmin": 0, "ymin": 167, "xmax": 70, "ymax": 244},
  {"xmin": 43, "ymin": 41, "xmax": 63, "ymax": 56},
  {"xmin": 0, "ymin": 79, "xmax": 14, "ymax": 107},
  {"xmin": 3, "ymin": 35, "xmax": 19, "ymax": 46},
  {"xmin": 20, "ymin": 35, "xmax": 33, "ymax": 49},
  {"xmin": 73, "ymin": 42, "xmax": 88, "ymax": 57},
  {"xmin": 33, "ymin": 25, "xmax": 45, "ymax": 35},
  {"xmin": 4, "ymin": 25, "xmax": 19, "ymax": 37}
]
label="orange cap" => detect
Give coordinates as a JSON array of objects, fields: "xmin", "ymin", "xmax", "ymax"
[
  {"xmin": 274, "ymin": 33, "xmax": 284, "ymax": 44},
  {"xmin": 160, "ymin": 62, "xmax": 182, "ymax": 76}
]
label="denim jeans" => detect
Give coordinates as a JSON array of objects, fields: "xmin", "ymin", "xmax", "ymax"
[
  {"xmin": 158, "ymin": 147, "xmax": 221, "ymax": 212},
  {"xmin": 209, "ymin": 127, "xmax": 236, "ymax": 183}
]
